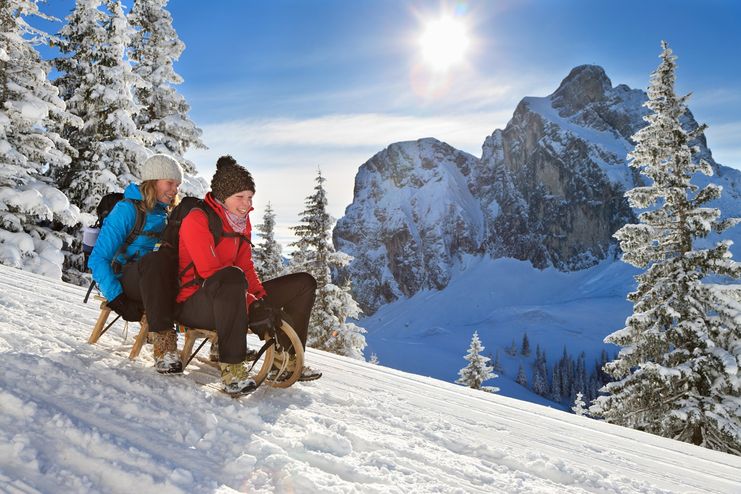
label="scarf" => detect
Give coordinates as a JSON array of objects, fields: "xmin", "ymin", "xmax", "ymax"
[{"xmin": 215, "ymin": 199, "xmax": 248, "ymax": 234}]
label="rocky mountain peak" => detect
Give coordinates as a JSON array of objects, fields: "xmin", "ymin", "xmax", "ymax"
[
  {"xmin": 334, "ymin": 65, "xmax": 739, "ymax": 315},
  {"xmin": 551, "ymin": 64, "xmax": 613, "ymax": 116}
]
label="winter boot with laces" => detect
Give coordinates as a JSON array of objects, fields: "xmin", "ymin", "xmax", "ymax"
[
  {"xmin": 220, "ymin": 360, "xmax": 257, "ymax": 396},
  {"xmin": 152, "ymin": 329, "xmax": 183, "ymax": 374},
  {"xmin": 268, "ymin": 353, "xmax": 322, "ymax": 382}
]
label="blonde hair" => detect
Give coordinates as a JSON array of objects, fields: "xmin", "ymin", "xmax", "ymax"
[{"xmin": 140, "ymin": 180, "xmax": 180, "ymax": 212}]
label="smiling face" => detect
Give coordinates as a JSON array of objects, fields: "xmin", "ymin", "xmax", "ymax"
[
  {"xmin": 154, "ymin": 179, "xmax": 180, "ymax": 205},
  {"xmin": 223, "ymin": 189, "xmax": 254, "ymax": 218}
]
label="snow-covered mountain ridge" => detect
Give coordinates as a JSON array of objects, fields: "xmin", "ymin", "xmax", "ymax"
[
  {"xmin": 335, "ymin": 65, "xmax": 741, "ymax": 314},
  {"xmin": 1, "ymin": 263, "xmax": 740, "ymax": 493}
]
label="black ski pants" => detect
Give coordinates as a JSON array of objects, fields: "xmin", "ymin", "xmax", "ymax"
[
  {"xmin": 120, "ymin": 248, "xmax": 178, "ymax": 333},
  {"xmin": 175, "ymin": 269, "xmax": 316, "ymax": 364}
]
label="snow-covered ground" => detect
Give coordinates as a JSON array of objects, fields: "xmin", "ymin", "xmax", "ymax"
[
  {"xmin": 363, "ymin": 255, "xmax": 636, "ymax": 404},
  {"xmin": 1, "ymin": 264, "xmax": 740, "ymax": 493}
]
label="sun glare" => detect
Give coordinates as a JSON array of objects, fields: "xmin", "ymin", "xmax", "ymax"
[{"xmin": 419, "ymin": 16, "xmax": 470, "ymax": 71}]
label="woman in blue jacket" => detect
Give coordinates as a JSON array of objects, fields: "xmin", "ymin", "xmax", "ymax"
[{"xmin": 89, "ymin": 154, "xmax": 183, "ymax": 374}]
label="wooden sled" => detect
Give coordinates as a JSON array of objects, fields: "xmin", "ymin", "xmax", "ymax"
[{"xmin": 180, "ymin": 318, "xmax": 305, "ymax": 388}]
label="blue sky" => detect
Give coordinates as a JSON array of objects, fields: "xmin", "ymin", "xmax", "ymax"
[{"xmin": 39, "ymin": 0, "xmax": 741, "ymax": 244}]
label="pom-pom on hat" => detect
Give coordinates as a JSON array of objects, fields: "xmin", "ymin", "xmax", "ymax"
[
  {"xmin": 210, "ymin": 155, "xmax": 255, "ymax": 201},
  {"xmin": 141, "ymin": 154, "xmax": 183, "ymax": 183}
]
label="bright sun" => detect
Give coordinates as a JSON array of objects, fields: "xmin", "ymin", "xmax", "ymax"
[{"xmin": 419, "ymin": 16, "xmax": 470, "ymax": 71}]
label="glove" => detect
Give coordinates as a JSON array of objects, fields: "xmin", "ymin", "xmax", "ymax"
[
  {"xmin": 107, "ymin": 294, "xmax": 144, "ymax": 322},
  {"xmin": 249, "ymin": 299, "xmax": 282, "ymax": 337}
]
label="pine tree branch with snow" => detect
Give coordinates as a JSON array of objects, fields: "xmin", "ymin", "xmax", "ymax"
[
  {"xmin": 289, "ymin": 169, "xmax": 367, "ymax": 359},
  {"xmin": 128, "ymin": 0, "xmax": 206, "ymax": 197},
  {"xmin": 52, "ymin": 0, "xmax": 148, "ymax": 213},
  {"xmin": 0, "ymin": 0, "xmax": 83, "ymax": 279},
  {"xmin": 593, "ymin": 42, "xmax": 741, "ymax": 455},
  {"xmin": 253, "ymin": 201, "xmax": 284, "ymax": 280}
]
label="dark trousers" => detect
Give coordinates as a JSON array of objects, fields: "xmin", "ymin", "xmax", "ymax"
[
  {"xmin": 262, "ymin": 272, "xmax": 316, "ymax": 349},
  {"xmin": 120, "ymin": 248, "xmax": 178, "ymax": 333},
  {"xmin": 175, "ymin": 270, "xmax": 316, "ymax": 364}
]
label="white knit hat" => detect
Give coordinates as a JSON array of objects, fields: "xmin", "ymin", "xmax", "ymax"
[{"xmin": 141, "ymin": 154, "xmax": 183, "ymax": 182}]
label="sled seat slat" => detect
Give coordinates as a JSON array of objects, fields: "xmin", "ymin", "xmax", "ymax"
[{"xmin": 87, "ymin": 295, "xmax": 150, "ymax": 360}]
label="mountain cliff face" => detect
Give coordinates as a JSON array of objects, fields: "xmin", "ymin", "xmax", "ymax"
[
  {"xmin": 334, "ymin": 65, "xmax": 741, "ymax": 314},
  {"xmin": 333, "ymin": 139, "xmax": 483, "ymax": 312}
]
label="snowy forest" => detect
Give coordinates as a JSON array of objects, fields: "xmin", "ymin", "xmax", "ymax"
[{"xmin": 1, "ymin": 1, "xmax": 739, "ymax": 456}]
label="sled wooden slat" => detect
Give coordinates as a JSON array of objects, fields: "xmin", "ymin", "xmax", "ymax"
[
  {"xmin": 88, "ymin": 296, "xmax": 112, "ymax": 344},
  {"xmin": 87, "ymin": 295, "xmax": 150, "ymax": 360},
  {"xmin": 128, "ymin": 315, "xmax": 149, "ymax": 360}
]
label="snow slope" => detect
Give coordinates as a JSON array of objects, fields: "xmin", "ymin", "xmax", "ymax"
[{"xmin": 0, "ymin": 264, "xmax": 739, "ymax": 493}]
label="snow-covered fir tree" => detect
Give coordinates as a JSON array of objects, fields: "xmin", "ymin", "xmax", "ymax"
[
  {"xmin": 491, "ymin": 349, "xmax": 504, "ymax": 374},
  {"xmin": 127, "ymin": 0, "xmax": 206, "ymax": 197},
  {"xmin": 253, "ymin": 201, "xmax": 283, "ymax": 280},
  {"xmin": 520, "ymin": 332, "xmax": 531, "ymax": 356},
  {"xmin": 532, "ymin": 346, "xmax": 549, "ymax": 396},
  {"xmin": 550, "ymin": 365, "xmax": 562, "ymax": 403},
  {"xmin": 368, "ymin": 353, "xmax": 379, "ymax": 365},
  {"xmin": 456, "ymin": 331, "xmax": 498, "ymax": 392},
  {"xmin": 515, "ymin": 364, "xmax": 528, "ymax": 387},
  {"xmin": 592, "ymin": 42, "xmax": 741, "ymax": 455},
  {"xmin": 572, "ymin": 392, "xmax": 587, "ymax": 416},
  {"xmin": 0, "ymin": 0, "xmax": 83, "ymax": 278},
  {"xmin": 53, "ymin": 0, "xmax": 147, "ymax": 213},
  {"xmin": 290, "ymin": 169, "xmax": 367, "ymax": 359},
  {"xmin": 505, "ymin": 337, "xmax": 517, "ymax": 357}
]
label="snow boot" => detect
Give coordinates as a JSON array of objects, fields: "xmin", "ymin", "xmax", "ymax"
[
  {"xmin": 220, "ymin": 361, "xmax": 257, "ymax": 396},
  {"xmin": 268, "ymin": 353, "xmax": 322, "ymax": 382},
  {"xmin": 152, "ymin": 329, "xmax": 183, "ymax": 374}
]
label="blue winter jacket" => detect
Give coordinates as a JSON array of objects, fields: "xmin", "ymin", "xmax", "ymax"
[{"xmin": 89, "ymin": 183, "xmax": 169, "ymax": 301}]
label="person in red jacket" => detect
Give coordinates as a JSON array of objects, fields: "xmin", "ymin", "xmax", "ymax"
[{"xmin": 175, "ymin": 155, "xmax": 321, "ymax": 395}]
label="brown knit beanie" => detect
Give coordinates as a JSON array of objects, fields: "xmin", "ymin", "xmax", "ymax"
[{"xmin": 210, "ymin": 155, "xmax": 255, "ymax": 201}]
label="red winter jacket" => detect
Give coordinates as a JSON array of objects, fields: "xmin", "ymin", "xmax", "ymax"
[{"xmin": 176, "ymin": 193, "xmax": 266, "ymax": 304}]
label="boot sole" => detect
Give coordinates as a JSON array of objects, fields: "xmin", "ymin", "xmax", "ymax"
[{"xmin": 156, "ymin": 366, "xmax": 184, "ymax": 374}]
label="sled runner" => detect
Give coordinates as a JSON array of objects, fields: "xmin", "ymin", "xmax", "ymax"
[
  {"xmin": 179, "ymin": 315, "xmax": 305, "ymax": 389},
  {"xmin": 87, "ymin": 300, "xmax": 305, "ymax": 389}
]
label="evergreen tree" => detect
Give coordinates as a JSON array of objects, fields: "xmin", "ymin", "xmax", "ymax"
[
  {"xmin": 368, "ymin": 353, "xmax": 379, "ymax": 365},
  {"xmin": 491, "ymin": 349, "xmax": 504, "ymax": 374},
  {"xmin": 0, "ymin": 0, "xmax": 83, "ymax": 278},
  {"xmin": 290, "ymin": 169, "xmax": 367, "ymax": 359},
  {"xmin": 593, "ymin": 42, "xmax": 741, "ymax": 455},
  {"xmin": 558, "ymin": 347, "xmax": 573, "ymax": 401},
  {"xmin": 253, "ymin": 201, "xmax": 283, "ymax": 280},
  {"xmin": 532, "ymin": 346, "xmax": 549, "ymax": 396},
  {"xmin": 573, "ymin": 352, "xmax": 587, "ymax": 402},
  {"xmin": 456, "ymin": 331, "xmax": 498, "ymax": 392},
  {"xmin": 505, "ymin": 337, "xmax": 517, "ymax": 357},
  {"xmin": 550, "ymin": 365, "xmax": 562, "ymax": 403},
  {"xmin": 572, "ymin": 392, "xmax": 587, "ymax": 416},
  {"xmin": 515, "ymin": 364, "xmax": 528, "ymax": 387},
  {"xmin": 53, "ymin": 0, "xmax": 147, "ymax": 213},
  {"xmin": 520, "ymin": 332, "xmax": 531, "ymax": 356},
  {"xmin": 128, "ymin": 0, "xmax": 206, "ymax": 196}
]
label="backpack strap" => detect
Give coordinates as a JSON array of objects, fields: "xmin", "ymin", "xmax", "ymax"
[
  {"xmin": 110, "ymin": 199, "xmax": 151, "ymax": 273},
  {"xmin": 178, "ymin": 206, "xmax": 251, "ymax": 289}
]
